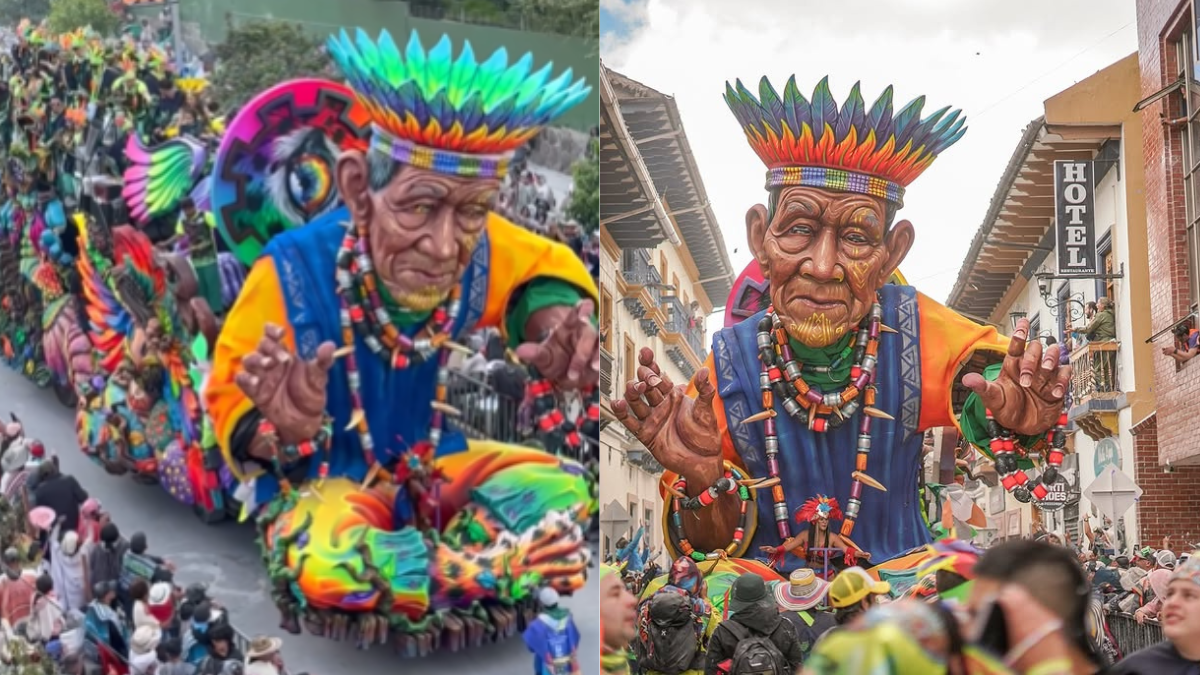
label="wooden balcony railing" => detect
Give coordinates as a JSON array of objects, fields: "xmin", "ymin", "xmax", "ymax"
[{"xmin": 1068, "ymin": 341, "xmax": 1121, "ymax": 402}]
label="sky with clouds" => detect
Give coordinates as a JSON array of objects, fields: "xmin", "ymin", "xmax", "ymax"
[{"xmin": 601, "ymin": 0, "xmax": 1138, "ymax": 312}]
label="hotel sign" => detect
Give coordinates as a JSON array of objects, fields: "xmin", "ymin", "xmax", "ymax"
[{"xmin": 1054, "ymin": 160, "xmax": 1098, "ymax": 276}]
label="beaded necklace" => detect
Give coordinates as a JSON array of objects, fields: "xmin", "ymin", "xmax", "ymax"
[
  {"xmin": 333, "ymin": 220, "xmax": 462, "ymax": 478},
  {"xmin": 988, "ymin": 408, "xmax": 1069, "ymax": 504},
  {"xmin": 751, "ymin": 301, "xmax": 890, "ymax": 543}
]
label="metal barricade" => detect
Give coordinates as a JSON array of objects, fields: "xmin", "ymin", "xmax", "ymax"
[
  {"xmin": 1105, "ymin": 611, "xmax": 1165, "ymax": 656},
  {"xmin": 445, "ymin": 369, "xmax": 524, "ymax": 444}
]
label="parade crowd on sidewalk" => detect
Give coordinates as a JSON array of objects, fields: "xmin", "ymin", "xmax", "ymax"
[{"xmin": 600, "ymin": 528, "xmax": 1200, "ymax": 675}]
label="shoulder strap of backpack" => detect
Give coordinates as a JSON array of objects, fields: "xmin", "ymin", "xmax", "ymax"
[{"xmin": 724, "ymin": 620, "xmax": 751, "ymax": 643}]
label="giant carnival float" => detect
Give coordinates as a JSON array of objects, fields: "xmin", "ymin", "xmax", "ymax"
[
  {"xmin": 0, "ymin": 21, "xmax": 599, "ymax": 656},
  {"xmin": 610, "ymin": 76, "xmax": 1077, "ymax": 630}
]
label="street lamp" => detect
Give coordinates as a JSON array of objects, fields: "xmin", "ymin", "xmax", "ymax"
[
  {"xmin": 1034, "ymin": 271, "xmax": 1086, "ymax": 323},
  {"xmin": 1009, "ymin": 310, "xmax": 1027, "ymax": 331}
]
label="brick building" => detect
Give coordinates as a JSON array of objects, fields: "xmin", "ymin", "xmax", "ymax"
[{"xmin": 1134, "ymin": 0, "xmax": 1200, "ymax": 546}]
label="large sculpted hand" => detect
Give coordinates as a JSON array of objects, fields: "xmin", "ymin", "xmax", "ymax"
[
  {"xmin": 515, "ymin": 299, "xmax": 599, "ymax": 391},
  {"xmin": 612, "ymin": 347, "xmax": 722, "ymax": 482},
  {"xmin": 962, "ymin": 317, "xmax": 1072, "ymax": 436},
  {"xmin": 235, "ymin": 323, "xmax": 337, "ymax": 445}
]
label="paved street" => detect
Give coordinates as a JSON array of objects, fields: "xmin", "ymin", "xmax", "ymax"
[{"xmin": 1, "ymin": 365, "xmax": 598, "ymax": 674}]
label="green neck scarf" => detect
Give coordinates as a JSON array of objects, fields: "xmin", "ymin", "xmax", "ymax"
[
  {"xmin": 543, "ymin": 605, "xmax": 570, "ymax": 621},
  {"xmin": 788, "ymin": 331, "xmax": 855, "ymax": 388}
]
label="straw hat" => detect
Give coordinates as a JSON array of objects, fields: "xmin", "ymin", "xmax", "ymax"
[
  {"xmin": 148, "ymin": 582, "xmax": 172, "ymax": 606},
  {"xmin": 773, "ymin": 568, "xmax": 830, "ymax": 611},
  {"xmin": 1, "ymin": 441, "xmax": 28, "ymax": 473},
  {"xmin": 131, "ymin": 625, "xmax": 162, "ymax": 655},
  {"xmin": 245, "ymin": 635, "xmax": 283, "ymax": 661}
]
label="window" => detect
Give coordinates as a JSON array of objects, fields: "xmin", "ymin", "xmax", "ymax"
[
  {"xmin": 660, "ymin": 250, "xmax": 670, "ymax": 289},
  {"xmin": 624, "ymin": 335, "xmax": 636, "ymax": 386},
  {"xmin": 1030, "ymin": 314, "xmax": 1041, "ymax": 342},
  {"xmin": 629, "ymin": 500, "xmax": 638, "ymax": 528},
  {"xmin": 1177, "ymin": 30, "xmax": 1200, "ymax": 311},
  {"xmin": 600, "ymin": 289, "xmax": 613, "ymax": 350},
  {"xmin": 1096, "ymin": 232, "xmax": 1114, "ymax": 302}
]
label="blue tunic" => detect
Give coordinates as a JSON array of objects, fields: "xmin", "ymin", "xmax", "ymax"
[
  {"xmin": 251, "ymin": 206, "xmax": 490, "ymax": 505},
  {"xmin": 712, "ymin": 284, "xmax": 928, "ymax": 570}
]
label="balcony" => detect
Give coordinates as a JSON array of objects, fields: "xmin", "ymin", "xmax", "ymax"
[
  {"xmin": 659, "ymin": 294, "xmax": 705, "ymax": 378},
  {"xmin": 619, "ymin": 249, "xmax": 665, "ymax": 337},
  {"xmin": 1068, "ymin": 340, "xmax": 1125, "ymax": 441}
]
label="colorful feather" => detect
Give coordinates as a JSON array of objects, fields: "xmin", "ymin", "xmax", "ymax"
[
  {"xmin": 326, "ymin": 29, "xmax": 591, "ymax": 156},
  {"xmin": 723, "ymin": 77, "xmax": 968, "ymax": 205},
  {"xmin": 121, "ymin": 135, "xmax": 208, "ymax": 225}
]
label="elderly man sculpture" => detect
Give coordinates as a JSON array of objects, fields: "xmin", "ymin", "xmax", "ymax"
[
  {"xmin": 204, "ymin": 29, "xmax": 598, "ymax": 640},
  {"xmin": 614, "ymin": 77, "xmax": 1072, "ymax": 573}
]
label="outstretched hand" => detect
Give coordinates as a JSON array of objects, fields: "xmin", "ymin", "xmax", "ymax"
[
  {"xmin": 611, "ymin": 347, "xmax": 723, "ymax": 483},
  {"xmin": 514, "ymin": 299, "xmax": 599, "ymax": 391},
  {"xmin": 235, "ymin": 323, "xmax": 337, "ymax": 444},
  {"xmin": 961, "ymin": 317, "xmax": 1071, "ymax": 436}
]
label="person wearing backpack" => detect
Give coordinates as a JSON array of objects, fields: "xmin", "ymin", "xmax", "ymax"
[
  {"xmin": 705, "ymin": 573, "xmax": 802, "ymax": 675},
  {"xmin": 636, "ymin": 587, "xmax": 703, "ymax": 674},
  {"xmin": 522, "ymin": 587, "xmax": 581, "ymax": 675}
]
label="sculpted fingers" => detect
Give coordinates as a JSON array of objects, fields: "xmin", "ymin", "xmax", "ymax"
[
  {"xmin": 1036, "ymin": 343, "xmax": 1061, "ymax": 388},
  {"xmin": 566, "ymin": 327, "xmax": 597, "ymax": 384},
  {"xmin": 1018, "ymin": 339, "xmax": 1042, "ymax": 389},
  {"xmin": 610, "ymin": 399, "xmax": 642, "ymax": 436},
  {"xmin": 1050, "ymin": 364, "xmax": 1073, "ymax": 400},
  {"xmin": 638, "ymin": 347, "xmax": 661, "ymax": 377},
  {"xmin": 623, "ymin": 380, "xmax": 652, "ymax": 419},
  {"xmin": 962, "ymin": 372, "xmax": 1006, "ymax": 412}
]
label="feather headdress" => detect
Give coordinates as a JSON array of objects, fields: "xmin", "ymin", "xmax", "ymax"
[
  {"xmin": 795, "ymin": 495, "xmax": 843, "ymax": 523},
  {"xmin": 326, "ymin": 29, "xmax": 591, "ymax": 180},
  {"xmin": 724, "ymin": 76, "xmax": 967, "ymax": 207}
]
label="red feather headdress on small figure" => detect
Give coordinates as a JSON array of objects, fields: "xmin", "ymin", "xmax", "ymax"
[{"xmin": 796, "ymin": 495, "xmax": 843, "ymax": 524}]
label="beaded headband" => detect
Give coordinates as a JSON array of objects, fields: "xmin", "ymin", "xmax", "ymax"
[
  {"xmin": 327, "ymin": 29, "xmax": 591, "ymax": 180},
  {"xmin": 724, "ymin": 76, "xmax": 967, "ymax": 207}
]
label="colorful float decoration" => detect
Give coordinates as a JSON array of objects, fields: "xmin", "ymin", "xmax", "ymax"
[{"xmin": 0, "ymin": 22, "xmax": 599, "ymax": 656}]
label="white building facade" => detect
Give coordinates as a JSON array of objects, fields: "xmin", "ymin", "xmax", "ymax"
[{"xmin": 597, "ymin": 65, "xmax": 734, "ymax": 563}]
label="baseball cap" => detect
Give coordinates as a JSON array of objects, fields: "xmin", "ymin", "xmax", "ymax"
[
  {"xmin": 829, "ymin": 567, "xmax": 891, "ymax": 608},
  {"xmin": 1157, "ymin": 550, "xmax": 1178, "ymax": 569}
]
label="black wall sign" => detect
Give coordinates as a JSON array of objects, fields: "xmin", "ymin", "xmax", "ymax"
[
  {"xmin": 1037, "ymin": 474, "xmax": 1071, "ymax": 512},
  {"xmin": 1054, "ymin": 160, "xmax": 1098, "ymax": 276}
]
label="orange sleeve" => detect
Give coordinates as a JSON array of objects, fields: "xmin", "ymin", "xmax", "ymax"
[
  {"xmin": 916, "ymin": 292, "xmax": 1011, "ymax": 431},
  {"xmin": 479, "ymin": 214, "xmax": 599, "ymax": 338},
  {"xmin": 203, "ymin": 257, "xmax": 293, "ymax": 482}
]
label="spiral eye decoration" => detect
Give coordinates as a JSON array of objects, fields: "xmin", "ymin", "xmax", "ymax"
[{"xmin": 285, "ymin": 152, "xmax": 334, "ymax": 219}]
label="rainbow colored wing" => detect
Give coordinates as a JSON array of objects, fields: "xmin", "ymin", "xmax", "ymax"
[
  {"xmin": 122, "ymin": 134, "xmax": 208, "ymax": 225},
  {"xmin": 211, "ymin": 79, "xmax": 371, "ymax": 268},
  {"xmin": 77, "ymin": 246, "xmax": 132, "ymax": 375}
]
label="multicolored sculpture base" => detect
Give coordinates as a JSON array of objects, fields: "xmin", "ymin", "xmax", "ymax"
[{"xmin": 258, "ymin": 445, "xmax": 593, "ymax": 653}]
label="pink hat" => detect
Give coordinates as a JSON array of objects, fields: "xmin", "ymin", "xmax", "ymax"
[{"xmin": 28, "ymin": 506, "xmax": 55, "ymax": 531}]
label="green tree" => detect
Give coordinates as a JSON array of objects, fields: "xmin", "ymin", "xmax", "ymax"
[
  {"xmin": 211, "ymin": 19, "xmax": 331, "ymax": 113},
  {"xmin": 0, "ymin": 0, "xmax": 49, "ymax": 26},
  {"xmin": 566, "ymin": 139, "xmax": 598, "ymax": 233},
  {"xmin": 511, "ymin": 0, "xmax": 598, "ymax": 46},
  {"xmin": 46, "ymin": 0, "xmax": 118, "ymax": 36}
]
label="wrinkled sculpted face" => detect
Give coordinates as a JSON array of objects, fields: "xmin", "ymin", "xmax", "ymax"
[
  {"xmin": 746, "ymin": 186, "xmax": 913, "ymax": 348},
  {"xmin": 338, "ymin": 151, "xmax": 498, "ymax": 312}
]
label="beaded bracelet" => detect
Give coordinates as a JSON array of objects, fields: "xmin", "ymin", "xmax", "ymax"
[
  {"xmin": 257, "ymin": 417, "xmax": 334, "ymax": 496},
  {"xmin": 987, "ymin": 408, "xmax": 1068, "ymax": 505},
  {"xmin": 257, "ymin": 418, "xmax": 333, "ymax": 463},
  {"xmin": 668, "ymin": 464, "xmax": 753, "ymax": 562}
]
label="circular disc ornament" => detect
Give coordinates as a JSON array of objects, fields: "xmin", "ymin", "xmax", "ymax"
[{"xmin": 211, "ymin": 79, "xmax": 371, "ymax": 267}]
